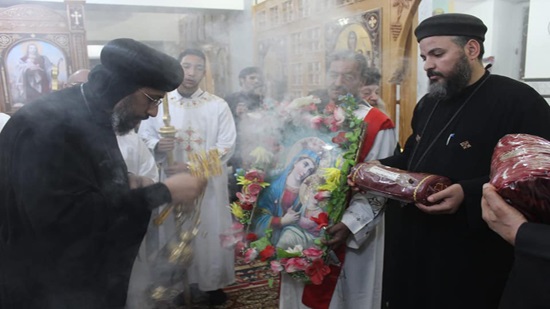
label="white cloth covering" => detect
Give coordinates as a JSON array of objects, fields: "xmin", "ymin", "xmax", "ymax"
[
  {"xmin": 138, "ymin": 88, "xmax": 237, "ymax": 292},
  {"xmin": 117, "ymin": 130, "xmax": 159, "ymax": 309},
  {"xmin": 0, "ymin": 113, "xmax": 10, "ymax": 133},
  {"xmin": 279, "ymin": 106, "xmax": 397, "ymax": 309},
  {"xmin": 117, "ymin": 130, "xmax": 159, "ymax": 182}
]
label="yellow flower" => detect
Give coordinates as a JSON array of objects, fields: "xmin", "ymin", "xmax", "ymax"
[
  {"xmin": 230, "ymin": 202, "xmax": 245, "ymax": 219},
  {"xmin": 318, "ymin": 167, "xmax": 341, "ymax": 192},
  {"xmin": 236, "ymin": 175, "xmax": 252, "ymax": 186}
]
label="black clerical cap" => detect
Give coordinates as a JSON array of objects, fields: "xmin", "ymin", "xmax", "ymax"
[
  {"xmin": 414, "ymin": 13, "xmax": 487, "ymax": 42},
  {"xmin": 100, "ymin": 38, "xmax": 183, "ymax": 91}
]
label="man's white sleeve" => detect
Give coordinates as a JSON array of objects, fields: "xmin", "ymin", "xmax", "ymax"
[{"xmin": 342, "ymin": 128, "xmax": 397, "ymax": 249}]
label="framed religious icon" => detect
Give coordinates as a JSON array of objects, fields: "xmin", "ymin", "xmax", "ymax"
[
  {"xmin": 325, "ymin": 9, "xmax": 381, "ymax": 69},
  {"xmin": 230, "ymin": 93, "xmax": 367, "ymax": 284},
  {"xmin": 4, "ymin": 40, "xmax": 69, "ymax": 107},
  {"xmin": 0, "ymin": 3, "xmax": 88, "ymax": 113}
]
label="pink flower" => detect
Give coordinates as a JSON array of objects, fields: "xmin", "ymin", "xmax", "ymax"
[
  {"xmin": 314, "ymin": 191, "xmax": 331, "ymax": 201},
  {"xmin": 305, "ymin": 102, "xmax": 318, "ymax": 112},
  {"xmin": 333, "ymin": 107, "xmax": 346, "ymax": 125},
  {"xmin": 303, "ymin": 247, "xmax": 324, "ymax": 260},
  {"xmin": 243, "ymin": 248, "xmax": 259, "ymax": 263},
  {"xmin": 323, "ymin": 115, "xmax": 335, "ymax": 127},
  {"xmin": 219, "ymin": 233, "xmax": 240, "ymax": 248},
  {"xmin": 306, "ymin": 259, "xmax": 331, "ymax": 285},
  {"xmin": 324, "ymin": 102, "xmax": 337, "ymax": 114},
  {"xmin": 245, "ymin": 183, "xmax": 263, "ymax": 196},
  {"xmin": 270, "ymin": 260, "xmax": 284, "ymax": 272},
  {"xmin": 245, "ymin": 170, "xmax": 265, "ymax": 183},
  {"xmin": 232, "ymin": 222, "xmax": 244, "ymax": 231},
  {"xmin": 219, "ymin": 223, "xmax": 244, "ymax": 248},
  {"xmin": 234, "ymin": 241, "xmax": 246, "ymax": 254},
  {"xmin": 236, "ymin": 192, "xmax": 257, "ymax": 204},
  {"xmin": 310, "ymin": 115, "xmax": 323, "ymax": 130},
  {"xmin": 259, "ymin": 245, "xmax": 276, "ymax": 261},
  {"xmin": 311, "ymin": 212, "xmax": 329, "ymax": 230},
  {"xmin": 284, "ymin": 257, "xmax": 310, "ymax": 273}
]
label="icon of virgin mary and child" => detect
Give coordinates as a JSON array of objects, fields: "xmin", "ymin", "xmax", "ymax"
[{"xmin": 252, "ymin": 138, "xmax": 333, "ymax": 250}]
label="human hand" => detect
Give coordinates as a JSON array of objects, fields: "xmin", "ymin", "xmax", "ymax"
[
  {"xmin": 322, "ymin": 222, "xmax": 351, "ymax": 250},
  {"xmin": 164, "ymin": 162, "xmax": 189, "ymax": 177},
  {"xmin": 281, "ymin": 210, "xmax": 300, "ymax": 225},
  {"xmin": 163, "ymin": 172, "xmax": 207, "ymax": 205},
  {"xmin": 128, "ymin": 173, "xmax": 155, "ymax": 189},
  {"xmin": 155, "ymin": 137, "xmax": 176, "ymax": 154},
  {"xmin": 415, "ymin": 183, "xmax": 464, "ymax": 214},
  {"xmin": 481, "ymin": 183, "xmax": 527, "ymax": 246}
]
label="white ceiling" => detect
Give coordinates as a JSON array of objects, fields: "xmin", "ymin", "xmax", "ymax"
[{"xmin": 29, "ymin": 0, "xmax": 244, "ymax": 10}]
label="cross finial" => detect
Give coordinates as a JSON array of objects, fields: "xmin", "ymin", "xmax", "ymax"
[{"xmin": 70, "ymin": 10, "xmax": 82, "ymax": 26}]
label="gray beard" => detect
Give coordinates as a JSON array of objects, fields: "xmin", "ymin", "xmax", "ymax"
[{"xmin": 112, "ymin": 101, "xmax": 136, "ymax": 135}]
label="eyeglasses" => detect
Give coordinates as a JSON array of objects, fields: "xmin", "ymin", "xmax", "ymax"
[{"xmin": 140, "ymin": 90, "xmax": 163, "ymax": 107}]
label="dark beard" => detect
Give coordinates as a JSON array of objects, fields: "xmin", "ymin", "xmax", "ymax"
[
  {"xmin": 427, "ymin": 53, "xmax": 472, "ymax": 100},
  {"xmin": 112, "ymin": 96, "xmax": 139, "ymax": 135}
]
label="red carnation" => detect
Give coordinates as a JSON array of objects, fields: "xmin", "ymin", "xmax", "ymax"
[
  {"xmin": 306, "ymin": 259, "xmax": 331, "ymax": 285},
  {"xmin": 240, "ymin": 202, "xmax": 254, "ymax": 211},
  {"xmin": 311, "ymin": 212, "xmax": 329, "ymax": 230},
  {"xmin": 259, "ymin": 245, "xmax": 276, "ymax": 261},
  {"xmin": 331, "ymin": 131, "xmax": 348, "ymax": 145},
  {"xmin": 245, "ymin": 233, "xmax": 258, "ymax": 242}
]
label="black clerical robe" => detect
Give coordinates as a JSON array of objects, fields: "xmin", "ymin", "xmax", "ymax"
[
  {"xmin": 0, "ymin": 86, "xmax": 171, "ymax": 309},
  {"xmin": 499, "ymin": 223, "xmax": 550, "ymax": 309},
  {"xmin": 380, "ymin": 72, "xmax": 550, "ymax": 309}
]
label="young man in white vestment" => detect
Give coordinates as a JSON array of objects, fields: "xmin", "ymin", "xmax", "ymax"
[
  {"xmin": 138, "ymin": 48, "xmax": 237, "ymax": 306},
  {"xmin": 280, "ymin": 51, "xmax": 397, "ymax": 309}
]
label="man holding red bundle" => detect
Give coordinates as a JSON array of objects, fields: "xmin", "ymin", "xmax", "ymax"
[
  {"xmin": 377, "ymin": 13, "xmax": 550, "ymax": 309},
  {"xmin": 482, "ymin": 184, "xmax": 550, "ymax": 309}
]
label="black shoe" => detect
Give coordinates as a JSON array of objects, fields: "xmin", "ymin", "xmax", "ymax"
[
  {"xmin": 206, "ymin": 289, "xmax": 228, "ymax": 306},
  {"xmin": 172, "ymin": 290, "xmax": 209, "ymax": 306}
]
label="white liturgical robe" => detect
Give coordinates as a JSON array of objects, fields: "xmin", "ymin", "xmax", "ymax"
[{"xmin": 138, "ymin": 88, "xmax": 237, "ymax": 292}]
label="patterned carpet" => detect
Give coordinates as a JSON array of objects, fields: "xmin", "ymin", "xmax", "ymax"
[
  {"xmin": 175, "ymin": 259, "xmax": 280, "ymax": 309},
  {"xmin": 223, "ymin": 259, "xmax": 280, "ymax": 308}
]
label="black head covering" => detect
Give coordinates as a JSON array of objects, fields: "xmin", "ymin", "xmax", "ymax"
[
  {"xmin": 86, "ymin": 38, "xmax": 183, "ymax": 107},
  {"xmin": 414, "ymin": 13, "xmax": 487, "ymax": 43}
]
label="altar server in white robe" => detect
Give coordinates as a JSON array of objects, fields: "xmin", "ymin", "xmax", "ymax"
[{"xmin": 138, "ymin": 48, "xmax": 236, "ymax": 306}]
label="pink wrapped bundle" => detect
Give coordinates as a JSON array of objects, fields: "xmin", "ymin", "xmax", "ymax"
[
  {"xmin": 490, "ymin": 134, "xmax": 550, "ymax": 223},
  {"xmin": 349, "ymin": 162, "xmax": 452, "ymax": 205}
]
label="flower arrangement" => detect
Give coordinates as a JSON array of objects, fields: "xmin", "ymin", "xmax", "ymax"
[
  {"xmin": 229, "ymin": 169, "xmax": 270, "ymax": 226},
  {"xmin": 223, "ymin": 94, "xmax": 365, "ymax": 285}
]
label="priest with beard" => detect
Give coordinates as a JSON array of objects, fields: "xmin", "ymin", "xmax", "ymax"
[
  {"xmin": 0, "ymin": 38, "xmax": 206, "ymax": 309},
  {"xmin": 376, "ymin": 14, "xmax": 550, "ymax": 309}
]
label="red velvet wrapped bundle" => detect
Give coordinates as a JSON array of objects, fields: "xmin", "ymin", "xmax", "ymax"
[
  {"xmin": 490, "ymin": 134, "xmax": 550, "ymax": 223},
  {"xmin": 349, "ymin": 162, "xmax": 452, "ymax": 205}
]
